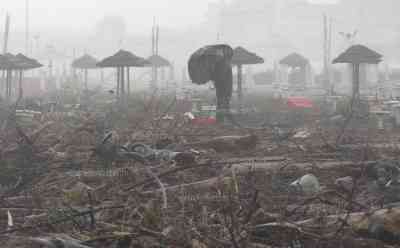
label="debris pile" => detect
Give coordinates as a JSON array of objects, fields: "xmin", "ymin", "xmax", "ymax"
[{"xmin": 0, "ymin": 100, "xmax": 400, "ymax": 248}]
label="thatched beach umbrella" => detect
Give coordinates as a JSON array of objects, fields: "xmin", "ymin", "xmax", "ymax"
[
  {"xmin": 280, "ymin": 53, "xmax": 310, "ymax": 87},
  {"xmin": 14, "ymin": 53, "xmax": 43, "ymax": 99},
  {"xmin": 332, "ymin": 44, "xmax": 382, "ymax": 100},
  {"xmin": 0, "ymin": 53, "xmax": 41, "ymax": 100},
  {"xmin": 71, "ymin": 54, "xmax": 98, "ymax": 91},
  {"xmin": 146, "ymin": 54, "xmax": 171, "ymax": 89},
  {"xmin": 280, "ymin": 53, "xmax": 309, "ymax": 68},
  {"xmin": 97, "ymin": 50, "xmax": 149, "ymax": 103},
  {"xmin": 231, "ymin": 47, "xmax": 264, "ymax": 110},
  {"xmin": 147, "ymin": 54, "xmax": 170, "ymax": 67}
]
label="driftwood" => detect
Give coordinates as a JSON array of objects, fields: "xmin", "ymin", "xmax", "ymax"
[
  {"xmin": 142, "ymin": 177, "xmax": 232, "ymax": 195},
  {"xmin": 29, "ymin": 234, "xmax": 92, "ymax": 248},
  {"xmin": 255, "ymin": 207, "xmax": 400, "ymax": 244},
  {"xmin": 184, "ymin": 135, "xmax": 258, "ymax": 152},
  {"xmin": 223, "ymin": 160, "xmax": 376, "ymax": 175}
]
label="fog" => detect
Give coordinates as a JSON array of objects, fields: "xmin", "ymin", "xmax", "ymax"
[
  {"xmin": 1, "ymin": 0, "xmax": 399, "ymax": 86},
  {"xmin": 1, "ymin": 0, "xmax": 218, "ymax": 32}
]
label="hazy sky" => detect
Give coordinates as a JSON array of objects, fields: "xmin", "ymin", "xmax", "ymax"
[
  {"xmin": 1, "ymin": 0, "xmax": 338, "ymax": 34},
  {"xmin": 0, "ymin": 0, "xmax": 221, "ymax": 34}
]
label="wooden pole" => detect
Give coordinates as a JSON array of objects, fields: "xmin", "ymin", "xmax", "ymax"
[
  {"xmin": 84, "ymin": 69, "xmax": 88, "ymax": 91},
  {"xmin": 1, "ymin": 70, "xmax": 3, "ymax": 98},
  {"xmin": 8, "ymin": 70, "xmax": 10, "ymax": 99},
  {"xmin": 328, "ymin": 17, "xmax": 333, "ymax": 93},
  {"xmin": 8, "ymin": 70, "xmax": 11, "ymax": 99},
  {"xmin": 18, "ymin": 70, "xmax": 23, "ymax": 100},
  {"xmin": 151, "ymin": 19, "xmax": 156, "ymax": 90},
  {"xmin": 121, "ymin": 66, "xmax": 125, "ymax": 106},
  {"xmin": 155, "ymin": 66, "xmax": 158, "ymax": 89},
  {"xmin": 156, "ymin": 25, "xmax": 159, "ymax": 56},
  {"xmin": 353, "ymin": 63, "xmax": 360, "ymax": 100},
  {"xmin": 2, "ymin": 14, "xmax": 10, "ymax": 97},
  {"xmin": 3, "ymin": 14, "xmax": 10, "ymax": 53},
  {"xmin": 155, "ymin": 25, "xmax": 159, "ymax": 89},
  {"xmin": 116, "ymin": 67, "xmax": 120, "ymax": 98},
  {"xmin": 323, "ymin": 14, "xmax": 329, "ymax": 93},
  {"xmin": 25, "ymin": 0, "xmax": 30, "ymax": 55},
  {"xmin": 237, "ymin": 64, "xmax": 243, "ymax": 111},
  {"xmin": 152, "ymin": 17, "xmax": 155, "ymax": 55},
  {"xmin": 6, "ymin": 69, "xmax": 11, "ymax": 100},
  {"xmin": 127, "ymin": 67, "xmax": 130, "ymax": 97},
  {"xmin": 5, "ymin": 70, "xmax": 8, "ymax": 99}
]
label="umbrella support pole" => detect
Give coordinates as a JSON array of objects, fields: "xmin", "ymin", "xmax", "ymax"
[
  {"xmin": 237, "ymin": 64, "xmax": 243, "ymax": 112},
  {"xmin": 18, "ymin": 70, "xmax": 23, "ymax": 101},
  {"xmin": 1, "ymin": 70, "xmax": 4, "ymax": 98},
  {"xmin": 6, "ymin": 69, "xmax": 11, "ymax": 101},
  {"xmin": 127, "ymin": 67, "xmax": 130, "ymax": 97},
  {"xmin": 151, "ymin": 66, "xmax": 158, "ymax": 91},
  {"xmin": 352, "ymin": 63, "xmax": 360, "ymax": 102},
  {"xmin": 84, "ymin": 69, "xmax": 88, "ymax": 92},
  {"xmin": 116, "ymin": 67, "xmax": 120, "ymax": 98},
  {"xmin": 121, "ymin": 66, "xmax": 125, "ymax": 105}
]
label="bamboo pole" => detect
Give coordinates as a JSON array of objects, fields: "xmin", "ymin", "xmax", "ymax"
[
  {"xmin": 353, "ymin": 63, "xmax": 360, "ymax": 100},
  {"xmin": 6, "ymin": 69, "xmax": 12, "ymax": 100},
  {"xmin": 237, "ymin": 64, "xmax": 243, "ymax": 111},
  {"xmin": 323, "ymin": 14, "xmax": 329, "ymax": 93},
  {"xmin": 3, "ymin": 14, "xmax": 10, "ymax": 53},
  {"xmin": 25, "ymin": 0, "xmax": 30, "ymax": 55},
  {"xmin": 2, "ymin": 14, "xmax": 10, "ymax": 97},
  {"xmin": 116, "ymin": 67, "xmax": 120, "ymax": 98},
  {"xmin": 18, "ymin": 70, "xmax": 23, "ymax": 100},
  {"xmin": 120, "ymin": 66, "xmax": 125, "ymax": 106},
  {"xmin": 84, "ymin": 69, "xmax": 88, "ymax": 91},
  {"xmin": 127, "ymin": 67, "xmax": 130, "ymax": 97}
]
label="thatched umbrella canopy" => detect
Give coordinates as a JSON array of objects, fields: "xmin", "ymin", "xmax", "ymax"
[
  {"xmin": 97, "ymin": 50, "xmax": 149, "ymax": 68},
  {"xmin": 72, "ymin": 54, "xmax": 98, "ymax": 91},
  {"xmin": 279, "ymin": 53, "xmax": 310, "ymax": 87},
  {"xmin": 15, "ymin": 53, "xmax": 42, "ymax": 69},
  {"xmin": 0, "ymin": 53, "xmax": 42, "ymax": 100},
  {"xmin": 0, "ymin": 54, "xmax": 15, "ymax": 70},
  {"xmin": 333, "ymin": 45, "xmax": 382, "ymax": 64},
  {"xmin": 97, "ymin": 50, "xmax": 149, "ymax": 102},
  {"xmin": 146, "ymin": 54, "xmax": 171, "ymax": 67},
  {"xmin": 332, "ymin": 44, "xmax": 382, "ymax": 99},
  {"xmin": 232, "ymin": 47, "xmax": 264, "ymax": 65},
  {"xmin": 145, "ymin": 54, "xmax": 171, "ymax": 88},
  {"xmin": 72, "ymin": 54, "xmax": 98, "ymax": 69},
  {"xmin": 231, "ymin": 47, "xmax": 264, "ymax": 110},
  {"xmin": 279, "ymin": 53, "xmax": 309, "ymax": 68}
]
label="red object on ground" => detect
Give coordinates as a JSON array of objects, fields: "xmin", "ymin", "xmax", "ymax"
[
  {"xmin": 192, "ymin": 117, "xmax": 217, "ymax": 125},
  {"xmin": 287, "ymin": 97, "xmax": 314, "ymax": 109}
]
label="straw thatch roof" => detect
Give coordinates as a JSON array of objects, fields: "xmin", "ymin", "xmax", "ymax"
[
  {"xmin": 15, "ymin": 53, "xmax": 42, "ymax": 70},
  {"xmin": 0, "ymin": 54, "xmax": 15, "ymax": 70},
  {"xmin": 231, "ymin": 46, "xmax": 264, "ymax": 65},
  {"xmin": 97, "ymin": 50, "xmax": 149, "ymax": 67},
  {"xmin": 146, "ymin": 55, "xmax": 171, "ymax": 67},
  {"xmin": 332, "ymin": 44, "xmax": 382, "ymax": 64},
  {"xmin": 0, "ymin": 53, "xmax": 42, "ymax": 70},
  {"xmin": 279, "ymin": 53, "xmax": 309, "ymax": 67},
  {"xmin": 72, "ymin": 54, "xmax": 98, "ymax": 69}
]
